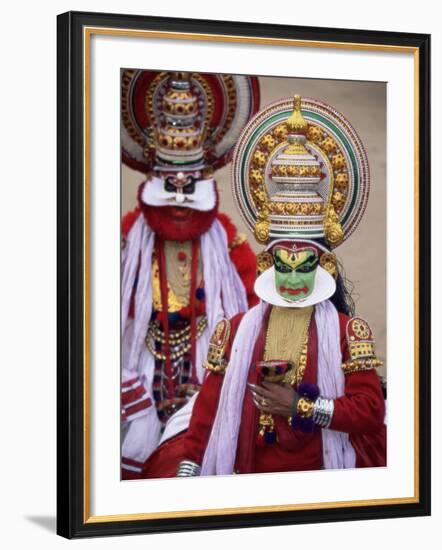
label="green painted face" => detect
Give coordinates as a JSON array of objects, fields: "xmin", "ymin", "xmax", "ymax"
[{"xmin": 273, "ymin": 247, "xmax": 319, "ymax": 301}]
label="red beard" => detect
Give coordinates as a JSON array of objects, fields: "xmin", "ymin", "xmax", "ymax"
[{"xmin": 138, "ymin": 182, "xmax": 219, "ymax": 241}]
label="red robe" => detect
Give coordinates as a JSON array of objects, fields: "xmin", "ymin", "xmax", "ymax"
[{"xmin": 143, "ymin": 308, "xmax": 386, "ymax": 477}]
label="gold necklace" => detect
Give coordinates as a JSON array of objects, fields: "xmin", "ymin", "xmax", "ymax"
[
  {"xmin": 145, "ymin": 316, "xmax": 208, "ymax": 361},
  {"xmin": 263, "ymin": 306, "xmax": 313, "ymax": 387}
]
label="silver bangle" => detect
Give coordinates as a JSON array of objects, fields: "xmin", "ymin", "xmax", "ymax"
[
  {"xmin": 313, "ymin": 397, "xmax": 334, "ymax": 428},
  {"xmin": 176, "ymin": 460, "xmax": 201, "ymax": 477}
]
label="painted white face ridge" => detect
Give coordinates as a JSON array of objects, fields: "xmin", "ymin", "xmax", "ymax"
[{"xmin": 141, "ymin": 176, "xmax": 216, "ymax": 211}]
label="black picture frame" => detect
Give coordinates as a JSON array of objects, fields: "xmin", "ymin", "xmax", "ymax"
[{"xmin": 57, "ymin": 10, "xmax": 431, "ymax": 539}]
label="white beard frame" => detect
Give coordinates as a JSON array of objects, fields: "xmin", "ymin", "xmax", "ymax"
[{"xmin": 140, "ymin": 176, "xmax": 216, "ymax": 211}]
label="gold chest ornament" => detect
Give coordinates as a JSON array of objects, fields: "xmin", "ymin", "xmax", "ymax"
[
  {"xmin": 258, "ymin": 306, "xmax": 313, "ymax": 442},
  {"xmin": 152, "ymin": 240, "xmax": 202, "ymax": 313}
]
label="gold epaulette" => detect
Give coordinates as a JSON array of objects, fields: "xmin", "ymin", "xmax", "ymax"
[
  {"xmin": 229, "ymin": 233, "xmax": 247, "ymax": 251},
  {"xmin": 203, "ymin": 319, "xmax": 231, "ymax": 374},
  {"xmin": 342, "ymin": 317, "xmax": 383, "ymax": 374}
]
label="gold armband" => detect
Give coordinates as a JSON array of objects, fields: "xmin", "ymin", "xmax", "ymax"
[
  {"xmin": 342, "ymin": 357, "xmax": 383, "ymax": 374},
  {"xmin": 203, "ymin": 319, "xmax": 231, "ymax": 375},
  {"xmin": 342, "ymin": 317, "xmax": 383, "ymax": 374}
]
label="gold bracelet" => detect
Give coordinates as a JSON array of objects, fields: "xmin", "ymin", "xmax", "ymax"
[{"xmin": 296, "ymin": 396, "xmax": 314, "ymax": 418}]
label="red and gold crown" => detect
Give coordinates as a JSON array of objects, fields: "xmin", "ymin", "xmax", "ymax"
[{"xmin": 121, "ymin": 70, "xmax": 260, "ymax": 174}]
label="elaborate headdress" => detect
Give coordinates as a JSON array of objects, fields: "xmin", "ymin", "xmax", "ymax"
[
  {"xmin": 121, "ymin": 70, "xmax": 260, "ymax": 174},
  {"xmin": 232, "ymin": 94, "xmax": 369, "ymax": 310},
  {"xmin": 232, "ymin": 95, "xmax": 369, "ymax": 248}
]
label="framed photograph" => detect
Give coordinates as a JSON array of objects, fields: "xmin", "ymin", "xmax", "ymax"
[{"xmin": 57, "ymin": 10, "xmax": 431, "ymax": 538}]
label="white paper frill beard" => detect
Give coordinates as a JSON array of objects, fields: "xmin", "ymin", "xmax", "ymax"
[
  {"xmin": 254, "ymin": 265, "xmax": 336, "ymax": 308},
  {"xmin": 140, "ymin": 176, "xmax": 216, "ymax": 211}
]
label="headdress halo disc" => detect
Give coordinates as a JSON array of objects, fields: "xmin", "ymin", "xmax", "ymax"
[{"xmin": 231, "ymin": 96, "xmax": 370, "ymax": 247}]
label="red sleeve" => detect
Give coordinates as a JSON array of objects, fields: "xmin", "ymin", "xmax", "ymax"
[
  {"xmin": 216, "ymin": 212, "xmax": 258, "ymax": 307},
  {"xmin": 330, "ymin": 370, "xmax": 386, "ymax": 434},
  {"xmin": 330, "ymin": 314, "xmax": 385, "ymax": 435},
  {"xmin": 182, "ymin": 313, "xmax": 244, "ymax": 465}
]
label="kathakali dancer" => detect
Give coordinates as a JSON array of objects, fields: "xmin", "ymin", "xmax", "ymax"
[
  {"xmin": 120, "ymin": 71, "xmax": 260, "ymax": 478},
  {"xmin": 176, "ymin": 95, "xmax": 386, "ymax": 477}
]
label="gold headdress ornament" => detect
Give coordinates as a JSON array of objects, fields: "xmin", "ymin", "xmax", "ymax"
[
  {"xmin": 232, "ymin": 94, "xmax": 369, "ymax": 250},
  {"xmin": 154, "ymin": 72, "xmax": 206, "ymax": 168},
  {"xmin": 121, "ymin": 70, "xmax": 260, "ymax": 173},
  {"xmin": 286, "ymin": 94, "xmax": 308, "ymax": 134}
]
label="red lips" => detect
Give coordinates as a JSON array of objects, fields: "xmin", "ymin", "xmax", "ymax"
[{"xmin": 279, "ymin": 285, "xmax": 308, "ymax": 296}]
